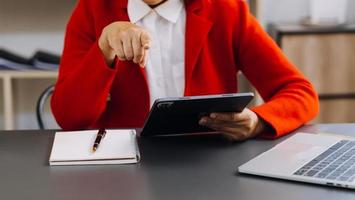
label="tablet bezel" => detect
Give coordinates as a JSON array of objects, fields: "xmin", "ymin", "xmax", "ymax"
[{"xmin": 140, "ymin": 92, "xmax": 254, "ymax": 137}]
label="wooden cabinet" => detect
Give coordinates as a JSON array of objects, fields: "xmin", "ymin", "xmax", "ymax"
[
  {"xmin": 0, "ymin": 71, "xmax": 58, "ymax": 130},
  {"xmin": 269, "ymin": 24, "xmax": 355, "ymax": 123}
]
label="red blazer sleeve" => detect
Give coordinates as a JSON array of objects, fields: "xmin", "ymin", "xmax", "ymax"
[
  {"xmin": 51, "ymin": 0, "xmax": 117, "ymax": 130},
  {"xmin": 235, "ymin": 1, "xmax": 319, "ymax": 139}
]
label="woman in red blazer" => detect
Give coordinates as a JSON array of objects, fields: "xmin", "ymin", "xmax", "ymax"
[{"xmin": 51, "ymin": 0, "xmax": 319, "ymax": 140}]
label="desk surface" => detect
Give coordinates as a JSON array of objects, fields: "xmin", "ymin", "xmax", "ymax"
[{"xmin": 1, "ymin": 124, "xmax": 355, "ymax": 200}]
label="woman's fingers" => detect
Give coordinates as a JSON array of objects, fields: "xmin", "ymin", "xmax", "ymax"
[
  {"xmin": 139, "ymin": 48, "xmax": 147, "ymax": 67},
  {"xmin": 132, "ymin": 32, "xmax": 143, "ymax": 64},
  {"xmin": 140, "ymin": 31, "xmax": 151, "ymax": 49},
  {"xmin": 108, "ymin": 35, "xmax": 125, "ymax": 60},
  {"xmin": 99, "ymin": 22, "xmax": 152, "ymax": 65},
  {"xmin": 205, "ymin": 123, "xmax": 249, "ymax": 141},
  {"xmin": 121, "ymin": 32, "xmax": 134, "ymax": 60},
  {"xmin": 199, "ymin": 116, "xmax": 244, "ymax": 128},
  {"xmin": 139, "ymin": 31, "xmax": 151, "ymax": 67},
  {"xmin": 199, "ymin": 109, "xmax": 263, "ymax": 141},
  {"xmin": 210, "ymin": 111, "xmax": 248, "ymax": 122},
  {"xmin": 119, "ymin": 29, "xmax": 151, "ymax": 66}
]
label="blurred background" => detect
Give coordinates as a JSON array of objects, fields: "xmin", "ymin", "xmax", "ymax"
[{"xmin": 0, "ymin": 0, "xmax": 354, "ymax": 130}]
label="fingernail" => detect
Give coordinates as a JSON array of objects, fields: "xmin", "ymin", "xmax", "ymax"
[
  {"xmin": 199, "ymin": 119, "xmax": 206, "ymax": 125},
  {"xmin": 210, "ymin": 113, "xmax": 216, "ymax": 119}
]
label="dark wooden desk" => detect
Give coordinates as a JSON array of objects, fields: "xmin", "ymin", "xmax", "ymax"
[{"xmin": 1, "ymin": 124, "xmax": 355, "ymax": 200}]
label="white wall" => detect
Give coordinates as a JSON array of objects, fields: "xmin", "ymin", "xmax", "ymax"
[
  {"xmin": 0, "ymin": 0, "xmax": 76, "ymax": 57},
  {"xmin": 348, "ymin": 0, "xmax": 355, "ymax": 23},
  {"xmin": 258, "ymin": 0, "xmax": 355, "ymax": 27},
  {"xmin": 0, "ymin": 32, "xmax": 64, "ymax": 57}
]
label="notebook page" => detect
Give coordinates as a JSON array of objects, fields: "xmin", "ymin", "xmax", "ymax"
[{"xmin": 50, "ymin": 129, "xmax": 137, "ymax": 162}]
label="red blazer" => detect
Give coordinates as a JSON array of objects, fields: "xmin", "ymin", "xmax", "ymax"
[{"xmin": 51, "ymin": 0, "xmax": 319, "ymax": 138}]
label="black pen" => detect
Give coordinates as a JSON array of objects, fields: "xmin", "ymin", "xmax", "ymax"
[{"xmin": 92, "ymin": 128, "xmax": 106, "ymax": 152}]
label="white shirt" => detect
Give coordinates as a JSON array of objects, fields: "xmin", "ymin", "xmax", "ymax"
[{"xmin": 128, "ymin": 0, "xmax": 186, "ymax": 107}]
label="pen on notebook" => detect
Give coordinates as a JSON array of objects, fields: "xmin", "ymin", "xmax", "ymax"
[{"xmin": 92, "ymin": 128, "xmax": 106, "ymax": 152}]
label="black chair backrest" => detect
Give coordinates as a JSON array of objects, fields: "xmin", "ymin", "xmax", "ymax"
[{"xmin": 36, "ymin": 85, "xmax": 55, "ymax": 130}]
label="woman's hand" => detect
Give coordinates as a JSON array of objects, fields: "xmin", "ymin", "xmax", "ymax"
[
  {"xmin": 199, "ymin": 108, "xmax": 266, "ymax": 141},
  {"xmin": 98, "ymin": 22, "xmax": 151, "ymax": 67}
]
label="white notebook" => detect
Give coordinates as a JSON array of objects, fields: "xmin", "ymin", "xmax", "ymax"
[{"xmin": 49, "ymin": 129, "xmax": 140, "ymax": 166}]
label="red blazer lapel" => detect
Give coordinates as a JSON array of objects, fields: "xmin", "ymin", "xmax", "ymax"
[
  {"xmin": 118, "ymin": 0, "xmax": 128, "ymax": 8},
  {"xmin": 184, "ymin": 0, "xmax": 213, "ymax": 95},
  {"xmin": 117, "ymin": 0, "xmax": 130, "ymax": 21}
]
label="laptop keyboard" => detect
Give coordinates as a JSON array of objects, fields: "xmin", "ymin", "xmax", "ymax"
[{"xmin": 293, "ymin": 140, "xmax": 355, "ymax": 183}]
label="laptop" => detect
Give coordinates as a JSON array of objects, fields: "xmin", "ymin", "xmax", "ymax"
[{"xmin": 238, "ymin": 133, "xmax": 355, "ymax": 189}]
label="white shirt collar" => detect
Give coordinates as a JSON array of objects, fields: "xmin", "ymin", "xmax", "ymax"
[{"xmin": 128, "ymin": 0, "xmax": 184, "ymax": 24}]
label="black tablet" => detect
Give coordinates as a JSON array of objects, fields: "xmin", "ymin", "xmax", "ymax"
[{"xmin": 141, "ymin": 92, "xmax": 254, "ymax": 136}]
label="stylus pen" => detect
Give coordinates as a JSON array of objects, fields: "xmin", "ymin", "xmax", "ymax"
[{"xmin": 92, "ymin": 128, "xmax": 106, "ymax": 152}]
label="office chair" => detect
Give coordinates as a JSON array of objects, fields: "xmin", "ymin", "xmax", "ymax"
[{"xmin": 36, "ymin": 85, "xmax": 55, "ymax": 130}]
